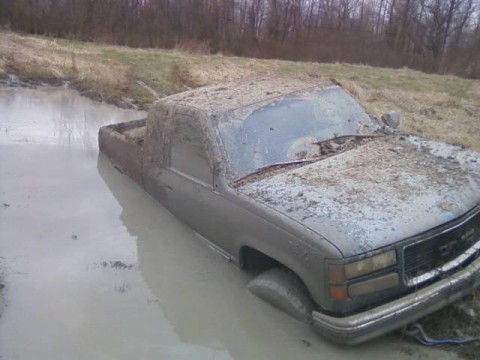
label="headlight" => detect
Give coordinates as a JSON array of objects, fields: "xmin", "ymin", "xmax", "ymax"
[
  {"xmin": 328, "ymin": 250, "xmax": 397, "ymax": 301},
  {"xmin": 345, "ymin": 250, "xmax": 396, "ymax": 279}
]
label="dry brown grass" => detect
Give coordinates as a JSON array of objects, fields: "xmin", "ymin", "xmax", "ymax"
[
  {"xmin": 187, "ymin": 59, "xmax": 259, "ymax": 85},
  {"xmin": 4, "ymin": 35, "xmax": 128, "ymax": 87},
  {"xmin": 1, "ymin": 30, "xmax": 479, "ymax": 150},
  {"xmin": 0, "ymin": 58, "xmax": 5, "ymax": 76},
  {"xmin": 173, "ymin": 39, "xmax": 211, "ymax": 54},
  {"xmin": 365, "ymin": 88, "xmax": 480, "ymax": 150}
]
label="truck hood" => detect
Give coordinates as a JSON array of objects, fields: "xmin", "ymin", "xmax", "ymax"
[{"xmin": 238, "ymin": 136, "xmax": 480, "ymax": 257}]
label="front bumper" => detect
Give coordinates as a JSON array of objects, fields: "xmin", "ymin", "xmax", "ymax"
[{"xmin": 313, "ymin": 256, "xmax": 480, "ymax": 345}]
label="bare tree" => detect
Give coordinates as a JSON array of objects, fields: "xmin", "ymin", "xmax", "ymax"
[{"xmin": 1, "ymin": 0, "xmax": 479, "ymax": 77}]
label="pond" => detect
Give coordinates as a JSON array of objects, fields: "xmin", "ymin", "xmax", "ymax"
[{"xmin": 0, "ymin": 86, "xmax": 454, "ymax": 360}]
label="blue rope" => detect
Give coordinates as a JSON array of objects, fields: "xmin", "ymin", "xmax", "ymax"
[{"xmin": 405, "ymin": 322, "xmax": 480, "ymax": 346}]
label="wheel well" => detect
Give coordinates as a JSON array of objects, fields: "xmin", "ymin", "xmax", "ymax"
[
  {"xmin": 240, "ymin": 246, "xmax": 283, "ymax": 273},
  {"xmin": 241, "ymin": 246, "xmax": 318, "ymax": 309}
]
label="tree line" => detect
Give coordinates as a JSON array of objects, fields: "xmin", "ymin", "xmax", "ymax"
[{"xmin": 1, "ymin": 0, "xmax": 480, "ymax": 77}]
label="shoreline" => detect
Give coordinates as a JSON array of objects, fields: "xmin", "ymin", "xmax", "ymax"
[{"xmin": 0, "ymin": 73, "xmax": 147, "ymax": 110}]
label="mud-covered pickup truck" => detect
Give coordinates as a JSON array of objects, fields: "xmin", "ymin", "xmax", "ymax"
[{"xmin": 99, "ymin": 77, "xmax": 480, "ymax": 344}]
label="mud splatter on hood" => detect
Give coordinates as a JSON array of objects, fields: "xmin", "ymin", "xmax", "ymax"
[{"xmin": 239, "ymin": 136, "xmax": 480, "ymax": 257}]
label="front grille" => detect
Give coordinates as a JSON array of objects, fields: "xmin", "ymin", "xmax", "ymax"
[{"xmin": 404, "ymin": 210, "xmax": 480, "ymax": 286}]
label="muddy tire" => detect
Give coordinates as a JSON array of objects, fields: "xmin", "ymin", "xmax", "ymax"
[{"xmin": 247, "ymin": 267, "xmax": 315, "ymax": 324}]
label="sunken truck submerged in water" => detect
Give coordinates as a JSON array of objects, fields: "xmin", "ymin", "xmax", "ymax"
[{"xmin": 99, "ymin": 78, "xmax": 480, "ymax": 344}]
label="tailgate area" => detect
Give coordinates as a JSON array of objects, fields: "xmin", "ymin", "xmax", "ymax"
[{"xmin": 98, "ymin": 118, "xmax": 146, "ymax": 185}]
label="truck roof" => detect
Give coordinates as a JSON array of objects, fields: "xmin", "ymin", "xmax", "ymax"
[{"xmin": 156, "ymin": 77, "xmax": 334, "ymax": 115}]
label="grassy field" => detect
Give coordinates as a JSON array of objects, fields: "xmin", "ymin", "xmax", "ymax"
[{"xmin": 1, "ymin": 30, "xmax": 479, "ymax": 150}]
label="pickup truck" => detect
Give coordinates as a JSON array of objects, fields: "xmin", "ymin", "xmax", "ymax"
[{"xmin": 99, "ymin": 77, "xmax": 480, "ymax": 344}]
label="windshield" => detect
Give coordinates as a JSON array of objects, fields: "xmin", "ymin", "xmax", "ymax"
[{"xmin": 218, "ymin": 86, "xmax": 380, "ymax": 179}]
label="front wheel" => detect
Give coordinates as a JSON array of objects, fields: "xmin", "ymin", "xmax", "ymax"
[{"xmin": 247, "ymin": 267, "xmax": 315, "ymax": 324}]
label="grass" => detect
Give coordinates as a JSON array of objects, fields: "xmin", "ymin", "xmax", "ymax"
[{"xmin": 1, "ymin": 30, "xmax": 479, "ymax": 150}]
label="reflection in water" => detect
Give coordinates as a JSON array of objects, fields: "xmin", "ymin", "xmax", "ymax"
[
  {"xmin": 0, "ymin": 86, "xmax": 145, "ymax": 154},
  {"xmin": 0, "ymin": 86, "xmax": 453, "ymax": 360},
  {"xmin": 98, "ymin": 155, "xmax": 321, "ymax": 359}
]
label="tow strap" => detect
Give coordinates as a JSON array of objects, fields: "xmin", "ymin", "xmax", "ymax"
[{"xmin": 405, "ymin": 322, "xmax": 480, "ymax": 346}]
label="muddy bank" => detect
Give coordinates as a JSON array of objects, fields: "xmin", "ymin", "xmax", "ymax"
[
  {"xmin": 73, "ymin": 81, "xmax": 148, "ymax": 110},
  {"xmin": 0, "ymin": 73, "xmax": 147, "ymax": 110}
]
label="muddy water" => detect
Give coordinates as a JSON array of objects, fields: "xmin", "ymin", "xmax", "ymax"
[{"xmin": 0, "ymin": 86, "xmax": 457, "ymax": 360}]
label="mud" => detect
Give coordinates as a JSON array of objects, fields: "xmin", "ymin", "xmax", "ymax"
[
  {"xmin": 0, "ymin": 72, "xmax": 146, "ymax": 110},
  {"xmin": 418, "ymin": 295, "xmax": 480, "ymax": 360},
  {"xmin": 162, "ymin": 76, "xmax": 325, "ymax": 115},
  {"xmin": 239, "ymin": 135, "xmax": 480, "ymax": 256},
  {"xmin": 233, "ymin": 135, "xmax": 379, "ymax": 187},
  {"xmin": 0, "ymin": 85, "xmax": 459, "ymax": 359}
]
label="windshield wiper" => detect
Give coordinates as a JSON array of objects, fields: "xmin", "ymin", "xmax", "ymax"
[
  {"xmin": 313, "ymin": 133, "xmax": 384, "ymax": 146},
  {"xmin": 313, "ymin": 133, "xmax": 385, "ymax": 156},
  {"xmin": 234, "ymin": 134, "xmax": 385, "ymax": 187},
  {"xmin": 233, "ymin": 159, "xmax": 317, "ymax": 186}
]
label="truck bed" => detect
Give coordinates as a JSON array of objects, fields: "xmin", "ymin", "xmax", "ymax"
[{"xmin": 98, "ymin": 118, "xmax": 146, "ymax": 185}]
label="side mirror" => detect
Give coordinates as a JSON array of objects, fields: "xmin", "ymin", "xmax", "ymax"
[{"xmin": 381, "ymin": 111, "xmax": 400, "ymax": 129}]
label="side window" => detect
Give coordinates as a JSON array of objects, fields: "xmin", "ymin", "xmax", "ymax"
[{"xmin": 170, "ymin": 112, "xmax": 213, "ymax": 185}]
